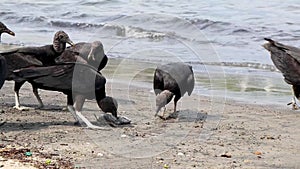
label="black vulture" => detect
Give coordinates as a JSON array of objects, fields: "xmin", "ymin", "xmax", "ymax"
[
  {"xmin": 14, "ymin": 40, "xmax": 108, "ymax": 110},
  {"xmin": 153, "ymin": 62, "xmax": 195, "ymax": 118},
  {"xmin": 57, "ymin": 41, "xmax": 108, "ymax": 71},
  {"xmin": 263, "ymin": 38, "xmax": 300, "ymax": 109},
  {"xmin": 0, "ymin": 31, "xmax": 74, "ymax": 110},
  {"xmin": 0, "ymin": 22, "xmax": 15, "ymax": 42},
  {"xmin": 13, "ymin": 62, "xmax": 129, "ymax": 128},
  {"xmin": 29, "ymin": 41, "xmax": 108, "ymax": 109}
]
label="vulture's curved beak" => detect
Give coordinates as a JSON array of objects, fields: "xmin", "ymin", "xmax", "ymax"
[
  {"xmin": 67, "ymin": 39, "xmax": 75, "ymax": 46},
  {"xmin": 5, "ymin": 29, "xmax": 15, "ymax": 36}
]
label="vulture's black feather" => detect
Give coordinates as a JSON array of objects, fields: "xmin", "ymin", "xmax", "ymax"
[{"xmin": 153, "ymin": 62, "xmax": 195, "ymax": 117}]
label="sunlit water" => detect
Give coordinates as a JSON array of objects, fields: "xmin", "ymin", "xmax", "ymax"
[{"xmin": 1, "ymin": 0, "xmax": 299, "ymax": 106}]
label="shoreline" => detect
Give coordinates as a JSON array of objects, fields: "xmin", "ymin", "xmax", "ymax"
[
  {"xmin": 0, "ymin": 77, "xmax": 299, "ymax": 168},
  {"xmin": 103, "ymin": 57, "xmax": 292, "ymax": 107}
]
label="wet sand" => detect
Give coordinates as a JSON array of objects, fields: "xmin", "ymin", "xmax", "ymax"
[{"xmin": 0, "ymin": 70, "xmax": 300, "ymax": 168}]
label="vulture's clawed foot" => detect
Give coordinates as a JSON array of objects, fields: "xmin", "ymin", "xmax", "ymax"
[
  {"xmin": 95, "ymin": 113, "xmax": 131, "ymax": 127},
  {"xmin": 157, "ymin": 111, "xmax": 178, "ymax": 120},
  {"xmin": 157, "ymin": 115, "xmax": 167, "ymax": 120},
  {"xmin": 158, "ymin": 114, "xmax": 178, "ymax": 120},
  {"xmin": 13, "ymin": 106, "xmax": 31, "ymax": 111},
  {"xmin": 288, "ymin": 97, "xmax": 300, "ymax": 110},
  {"xmin": 292, "ymin": 103, "xmax": 300, "ymax": 110}
]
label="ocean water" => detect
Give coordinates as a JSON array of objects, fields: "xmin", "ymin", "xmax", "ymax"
[{"xmin": 1, "ymin": 0, "xmax": 300, "ymax": 106}]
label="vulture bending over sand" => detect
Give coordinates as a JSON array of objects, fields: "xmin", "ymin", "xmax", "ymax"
[
  {"xmin": 263, "ymin": 38, "xmax": 300, "ymax": 109},
  {"xmin": 29, "ymin": 41, "xmax": 108, "ymax": 109},
  {"xmin": 57, "ymin": 41, "xmax": 108, "ymax": 71},
  {"xmin": 0, "ymin": 31, "xmax": 74, "ymax": 110},
  {"xmin": 13, "ymin": 62, "xmax": 130, "ymax": 128},
  {"xmin": 153, "ymin": 62, "xmax": 195, "ymax": 119},
  {"xmin": 0, "ymin": 22, "xmax": 15, "ymax": 42}
]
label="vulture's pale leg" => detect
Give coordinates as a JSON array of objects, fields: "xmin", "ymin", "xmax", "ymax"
[
  {"xmin": 33, "ymin": 87, "xmax": 44, "ymax": 109},
  {"xmin": 74, "ymin": 111, "xmax": 107, "ymax": 129},
  {"xmin": 73, "ymin": 95, "xmax": 106, "ymax": 129},
  {"xmin": 13, "ymin": 82, "xmax": 30, "ymax": 111},
  {"xmin": 14, "ymin": 91, "xmax": 21, "ymax": 109},
  {"xmin": 63, "ymin": 94, "xmax": 74, "ymax": 112},
  {"xmin": 67, "ymin": 105, "xmax": 80, "ymax": 124}
]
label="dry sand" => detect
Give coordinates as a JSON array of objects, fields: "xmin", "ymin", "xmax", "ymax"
[{"xmin": 0, "ymin": 76, "xmax": 300, "ymax": 168}]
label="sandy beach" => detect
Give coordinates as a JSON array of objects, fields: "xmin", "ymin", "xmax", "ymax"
[
  {"xmin": 2, "ymin": 0, "xmax": 300, "ymax": 168},
  {"xmin": 0, "ymin": 66, "xmax": 300, "ymax": 169}
]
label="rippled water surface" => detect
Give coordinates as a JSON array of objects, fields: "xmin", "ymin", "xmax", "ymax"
[{"xmin": 1, "ymin": 0, "xmax": 300, "ymax": 105}]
